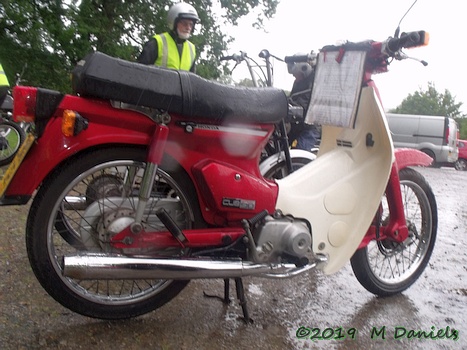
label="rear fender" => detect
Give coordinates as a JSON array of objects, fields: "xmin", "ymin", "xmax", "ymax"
[{"xmin": 4, "ymin": 112, "xmax": 153, "ymax": 199}]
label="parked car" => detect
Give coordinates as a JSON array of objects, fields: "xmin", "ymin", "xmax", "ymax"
[
  {"xmin": 386, "ymin": 113, "xmax": 459, "ymax": 167},
  {"xmin": 454, "ymin": 140, "xmax": 467, "ymax": 171}
]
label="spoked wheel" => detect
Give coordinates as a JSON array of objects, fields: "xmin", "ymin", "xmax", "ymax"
[
  {"xmin": 350, "ymin": 167, "xmax": 438, "ymax": 296},
  {"xmin": 0, "ymin": 120, "xmax": 26, "ymax": 166},
  {"xmin": 262, "ymin": 156, "xmax": 313, "ymax": 179},
  {"xmin": 26, "ymin": 147, "xmax": 202, "ymax": 319}
]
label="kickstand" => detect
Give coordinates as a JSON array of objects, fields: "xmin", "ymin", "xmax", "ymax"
[
  {"xmin": 203, "ymin": 278, "xmax": 253, "ymax": 324},
  {"xmin": 235, "ymin": 278, "xmax": 253, "ymax": 324},
  {"xmin": 203, "ymin": 279, "xmax": 231, "ymax": 304}
]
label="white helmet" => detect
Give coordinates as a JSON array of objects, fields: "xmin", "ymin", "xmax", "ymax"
[
  {"xmin": 167, "ymin": 2, "xmax": 200, "ymax": 32},
  {"xmin": 287, "ymin": 53, "xmax": 314, "ymax": 78}
]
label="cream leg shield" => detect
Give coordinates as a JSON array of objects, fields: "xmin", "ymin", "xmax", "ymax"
[{"xmin": 275, "ymin": 87, "xmax": 393, "ymax": 274}]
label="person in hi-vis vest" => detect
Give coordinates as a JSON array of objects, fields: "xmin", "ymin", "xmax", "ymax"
[
  {"xmin": 137, "ymin": 2, "xmax": 199, "ymax": 72},
  {"xmin": 0, "ymin": 63, "xmax": 10, "ymax": 105}
]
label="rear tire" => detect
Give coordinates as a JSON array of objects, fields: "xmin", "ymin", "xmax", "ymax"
[
  {"xmin": 27, "ymin": 147, "xmax": 202, "ymax": 319},
  {"xmin": 350, "ymin": 168, "xmax": 437, "ymax": 296}
]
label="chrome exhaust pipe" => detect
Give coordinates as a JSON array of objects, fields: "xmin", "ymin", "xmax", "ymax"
[{"xmin": 62, "ymin": 254, "xmax": 327, "ymax": 280}]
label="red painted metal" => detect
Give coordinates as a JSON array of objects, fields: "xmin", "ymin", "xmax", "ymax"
[
  {"xmin": 359, "ymin": 148, "xmax": 432, "ymax": 248},
  {"xmin": 111, "ymin": 226, "xmax": 246, "ymax": 250},
  {"xmin": 6, "ymin": 90, "xmax": 278, "ymax": 227},
  {"xmin": 147, "ymin": 124, "xmax": 169, "ymax": 164}
]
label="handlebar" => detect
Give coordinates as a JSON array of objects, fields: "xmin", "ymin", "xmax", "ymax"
[
  {"xmin": 220, "ymin": 52, "xmax": 248, "ymax": 63},
  {"xmin": 385, "ymin": 30, "xmax": 429, "ymax": 55},
  {"xmin": 284, "ymin": 52, "xmax": 318, "ymax": 68},
  {"xmin": 284, "ymin": 54, "xmax": 310, "ymax": 64}
]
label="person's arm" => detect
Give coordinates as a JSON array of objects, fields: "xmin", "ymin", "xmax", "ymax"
[{"xmin": 137, "ymin": 38, "xmax": 158, "ymax": 65}]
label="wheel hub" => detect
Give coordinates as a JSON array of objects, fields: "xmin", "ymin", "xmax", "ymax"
[{"xmin": 96, "ymin": 208, "xmax": 135, "ymax": 250}]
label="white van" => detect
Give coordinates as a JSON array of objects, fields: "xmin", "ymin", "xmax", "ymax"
[{"xmin": 386, "ymin": 113, "xmax": 459, "ymax": 166}]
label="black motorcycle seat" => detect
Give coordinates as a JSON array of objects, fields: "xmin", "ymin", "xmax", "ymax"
[{"xmin": 72, "ymin": 52, "xmax": 288, "ymax": 124}]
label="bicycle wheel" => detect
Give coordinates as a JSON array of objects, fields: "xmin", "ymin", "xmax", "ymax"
[
  {"xmin": 0, "ymin": 120, "xmax": 26, "ymax": 166},
  {"xmin": 262, "ymin": 155, "xmax": 314, "ymax": 179},
  {"xmin": 26, "ymin": 147, "xmax": 202, "ymax": 319},
  {"xmin": 350, "ymin": 167, "xmax": 437, "ymax": 296}
]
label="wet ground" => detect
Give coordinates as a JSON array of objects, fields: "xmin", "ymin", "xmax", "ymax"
[{"xmin": 1, "ymin": 166, "xmax": 466, "ymax": 349}]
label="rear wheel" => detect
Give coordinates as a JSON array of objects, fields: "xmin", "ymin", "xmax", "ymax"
[
  {"xmin": 350, "ymin": 168, "xmax": 437, "ymax": 296},
  {"xmin": 27, "ymin": 147, "xmax": 201, "ymax": 319}
]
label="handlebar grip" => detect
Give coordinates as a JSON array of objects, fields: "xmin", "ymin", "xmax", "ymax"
[
  {"xmin": 284, "ymin": 54, "xmax": 310, "ymax": 63},
  {"xmin": 387, "ymin": 31, "xmax": 429, "ymax": 53},
  {"xmin": 220, "ymin": 55, "xmax": 234, "ymax": 61}
]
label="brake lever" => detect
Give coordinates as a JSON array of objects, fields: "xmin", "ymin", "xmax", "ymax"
[{"xmin": 396, "ymin": 51, "xmax": 428, "ymax": 66}]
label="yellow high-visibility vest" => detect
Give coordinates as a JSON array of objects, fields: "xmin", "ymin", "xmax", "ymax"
[
  {"xmin": 0, "ymin": 63, "xmax": 9, "ymax": 86},
  {"xmin": 154, "ymin": 33, "xmax": 195, "ymax": 71}
]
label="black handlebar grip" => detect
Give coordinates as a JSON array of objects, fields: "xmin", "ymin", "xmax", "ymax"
[
  {"xmin": 387, "ymin": 31, "xmax": 427, "ymax": 53},
  {"xmin": 220, "ymin": 55, "xmax": 234, "ymax": 61},
  {"xmin": 284, "ymin": 54, "xmax": 309, "ymax": 64}
]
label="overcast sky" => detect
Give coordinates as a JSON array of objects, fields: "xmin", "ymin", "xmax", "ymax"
[{"xmin": 225, "ymin": 0, "xmax": 465, "ymax": 114}]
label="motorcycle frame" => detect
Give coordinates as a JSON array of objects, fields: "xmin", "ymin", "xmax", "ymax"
[
  {"xmin": 4, "ymin": 44, "xmax": 432, "ymax": 272},
  {"xmin": 4, "ymin": 85, "xmax": 429, "ymax": 263}
]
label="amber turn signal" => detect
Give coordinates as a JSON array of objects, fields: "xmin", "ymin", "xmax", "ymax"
[{"xmin": 62, "ymin": 110, "xmax": 76, "ymax": 137}]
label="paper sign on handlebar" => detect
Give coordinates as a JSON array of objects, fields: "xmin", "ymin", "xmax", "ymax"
[{"xmin": 306, "ymin": 50, "xmax": 366, "ymax": 128}]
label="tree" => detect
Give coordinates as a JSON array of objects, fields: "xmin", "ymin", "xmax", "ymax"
[
  {"xmin": 0, "ymin": 0, "xmax": 279, "ymax": 92},
  {"xmin": 390, "ymin": 82, "xmax": 465, "ymax": 119},
  {"xmin": 390, "ymin": 82, "xmax": 467, "ymax": 139}
]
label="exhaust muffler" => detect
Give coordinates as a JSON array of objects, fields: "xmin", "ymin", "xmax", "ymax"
[{"xmin": 62, "ymin": 254, "xmax": 326, "ymax": 280}]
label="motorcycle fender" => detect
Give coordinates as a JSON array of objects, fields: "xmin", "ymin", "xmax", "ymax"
[
  {"xmin": 259, "ymin": 149, "xmax": 316, "ymax": 176},
  {"xmin": 394, "ymin": 148, "xmax": 433, "ymax": 169},
  {"xmin": 275, "ymin": 87, "xmax": 394, "ymax": 274},
  {"xmin": 4, "ymin": 115, "xmax": 153, "ymax": 198}
]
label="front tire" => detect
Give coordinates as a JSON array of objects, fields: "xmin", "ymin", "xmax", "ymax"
[
  {"xmin": 350, "ymin": 167, "xmax": 437, "ymax": 296},
  {"xmin": 26, "ymin": 147, "xmax": 201, "ymax": 319}
]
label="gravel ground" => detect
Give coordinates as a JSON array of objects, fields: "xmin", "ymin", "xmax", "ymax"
[{"xmin": 0, "ymin": 166, "xmax": 466, "ymax": 349}]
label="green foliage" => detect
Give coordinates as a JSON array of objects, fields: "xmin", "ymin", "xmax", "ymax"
[
  {"xmin": 390, "ymin": 82, "xmax": 465, "ymax": 119},
  {"xmin": 235, "ymin": 77, "xmax": 258, "ymax": 87},
  {"xmin": 0, "ymin": 0, "xmax": 279, "ymax": 92},
  {"xmin": 390, "ymin": 82, "xmax": 467, "ymax": 139},
  {"xmin": 457, "ymin": 119, "xmax": 467, "ymax": 140}
]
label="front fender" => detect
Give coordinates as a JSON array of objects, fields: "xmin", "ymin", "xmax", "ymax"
[
  {"xmin": 394, "ymin": 148, "xmax": 433, "ymax": 169},
  {"xmin": 5, "ymin": 115, "xmax": 153, "ymax": 198}
]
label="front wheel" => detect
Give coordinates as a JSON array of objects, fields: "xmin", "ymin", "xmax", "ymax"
[
  {"xmin": 26, "ymin": 147, "xmax": 201, "ymax": 319},
  {"xmin": 350, "ymin": 167, "xmax": 437, "ymax": 296}
]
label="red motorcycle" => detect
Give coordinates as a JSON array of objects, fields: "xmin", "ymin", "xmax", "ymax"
[{"xmin": 0, "ymin": 30, "xmax": 436, "ymax": 321}]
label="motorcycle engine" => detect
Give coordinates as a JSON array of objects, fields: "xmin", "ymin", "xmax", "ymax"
[{"xmin": 252, "ymin": 214, "xmax": 312, "ymax": 264}]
